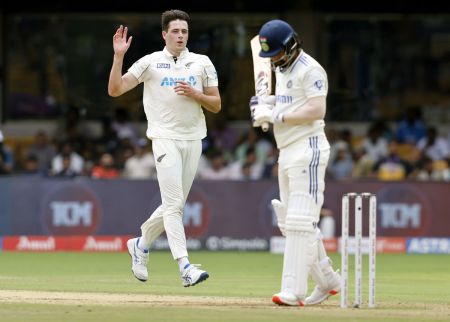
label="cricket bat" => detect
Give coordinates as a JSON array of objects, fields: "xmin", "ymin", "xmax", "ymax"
[{"xmin": 250, "ymin": 35, "xmax": 272, "ymax": 132}]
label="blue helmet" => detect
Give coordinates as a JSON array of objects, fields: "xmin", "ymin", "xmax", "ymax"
[{"xmin": 258, "ymin": 20, "xmax": 295, "ymax": 58}]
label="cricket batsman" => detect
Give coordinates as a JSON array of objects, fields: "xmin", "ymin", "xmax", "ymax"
[{"xmin": 250, "ymin": 19, "xmax": 341, "ymax": 306}]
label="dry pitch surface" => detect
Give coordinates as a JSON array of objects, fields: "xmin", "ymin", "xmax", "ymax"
[{"xmin": 1, "ymin": 289, "xmax": 449, "ymax": 320}]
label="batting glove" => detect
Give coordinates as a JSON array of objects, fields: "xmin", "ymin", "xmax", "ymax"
[
  {"xmin": 253, "ymin": 104, "xmax": 284, "ymax": 125},
  {"xmin": 249, "ymin": 95, "xmax": 277, "ymax": 127},
  {"xmin": 249, "ymin": 95, "xmax": 276, "ymax": 107}
]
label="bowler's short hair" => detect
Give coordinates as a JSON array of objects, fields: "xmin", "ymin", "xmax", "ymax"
[{"xmin": 161, "ymin": 10, "xmax": 190, "ymax": 31}]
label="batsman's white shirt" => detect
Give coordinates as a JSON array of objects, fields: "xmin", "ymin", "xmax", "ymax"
[
  {"xmin": 128, "ymin": 47, "xmax": 218, "ymax": 140},
  {"xmin": 272, "ymin": 50, "xmax": 328, "ymax": 150}
]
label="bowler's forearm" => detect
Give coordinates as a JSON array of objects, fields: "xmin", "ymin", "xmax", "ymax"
[{"xmin": 108, "ymin": 54, "xmax": 125, "ymax": 97}]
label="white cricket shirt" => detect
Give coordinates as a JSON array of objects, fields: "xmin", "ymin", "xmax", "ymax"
[
  {"xmin": 128, "ymin": 47, "xmax": 218, "ymax": 140},
  {"xmin": 272, "ymin": 50, "xmax": 328, "ymax": 149}
]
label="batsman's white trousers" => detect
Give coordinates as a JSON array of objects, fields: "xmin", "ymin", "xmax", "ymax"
[
  {"xmin": 277, "ymin": 133, "xmax": 330, "ymax": 223},
  {"xmin": 277, "ymin": 133, "xmax": 330, "ymax": 299},
  {"xmin": 140, "ymin": 138, "xmax": 202, "ymax": 260}
]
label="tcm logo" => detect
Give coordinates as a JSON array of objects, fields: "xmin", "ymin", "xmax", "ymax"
[
  {"xmin": 182, "ymin": 187, "xmax": 210, "ymax": 237},
  {"xmin": 377, "ymin": 185, "xmax": 430, "ymax": 236},
  {"xmin": 43, "ymin": 184, "xmax": 101, "ymax": 235},
  {"xmin": 50, "ymin": 202, "xmax": 93, "ymax": 226},
  {"xmin": 379, "ymin": 203, "xmax": 421, "ymax": 228}
]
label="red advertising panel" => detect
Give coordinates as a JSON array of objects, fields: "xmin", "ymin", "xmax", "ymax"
[{"xmin": 3, "ymin": 236, "xmax": 131, "ymax": 252}]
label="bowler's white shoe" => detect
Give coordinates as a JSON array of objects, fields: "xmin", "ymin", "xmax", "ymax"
[
  {"xmin": 305, "ymin": 269, "xmax": 341, "ymax": 305},
  {"xmin": 272, "ymin": 291, "xmax": 304, "ymax": 306},
  {"xmin": 126, "ymin": 238, "xmax": 149, "ymax": 282},
  {"xmin": 181, "ymin": 264, "xmax": 209, "ymax": 287}
]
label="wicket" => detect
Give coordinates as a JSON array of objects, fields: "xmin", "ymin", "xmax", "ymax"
[{"xmin": 340, "ymin": 192, "xmax": 377, "ymax": 309}]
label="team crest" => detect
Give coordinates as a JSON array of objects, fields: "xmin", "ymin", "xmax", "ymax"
[
  {"xmin": 287, "ymin": 80, "xmax": 293, "ymax": 88},
  {"xmin": 260, "ymin": 37, "xmax": 269, "ymax": 52},
  {"xmin": 314, "ymin": 80, "xmax": 324, "ymax": 90}
]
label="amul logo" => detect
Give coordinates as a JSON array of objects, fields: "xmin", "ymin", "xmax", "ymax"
[
  {"xmin": 42, "ymin": 184, "xmax": 101, "ymax": 235},
  {"xmin": 17, "ymin": 236, "xmax": 55, "ymax": 251},
  {"xmin": 83, "ymin": 237, "xmax": 122, "ymax": 251}
]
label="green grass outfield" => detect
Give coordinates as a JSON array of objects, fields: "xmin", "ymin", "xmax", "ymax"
[{"xmin": 0, "ymin": 251, "xmax": 449, "ymax": 322}]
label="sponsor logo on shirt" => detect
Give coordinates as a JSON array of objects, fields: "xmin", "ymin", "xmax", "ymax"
[
  {"xmin": 188, "ymin": 76, "xmax": 197, "ymax": 86},
  {"xmin": 157, "ymin": 63, "xmax": 171, "ymax": 69},
  {"xmin": 276, "ymin": 95, "xmax": 293, "ymax": 104},
  {"xmin": 160, "ymin": 76, "xmax": 197, "ymax": 87}
]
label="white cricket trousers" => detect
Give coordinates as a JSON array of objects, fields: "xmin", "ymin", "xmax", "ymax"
[
  {"xmin": 277, "ymin": 133, "xmax": 330, "ymax": 224},
  {"xmin": 140, "ymin": 138, "xmax": 202, "ymax": 260}
]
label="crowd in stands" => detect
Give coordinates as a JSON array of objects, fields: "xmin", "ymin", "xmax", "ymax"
[{"xmin": 1, "ymin": 106, "xmax": 449, "ymax": 181}]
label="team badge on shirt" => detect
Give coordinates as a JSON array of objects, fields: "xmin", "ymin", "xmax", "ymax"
[
  {"xmin": 287, "ymin": 80, "xmax": 293, "ymax": 88},
  {"xmin": 314, "ymin": 80, "xmax": 324, "ymax": 90}
]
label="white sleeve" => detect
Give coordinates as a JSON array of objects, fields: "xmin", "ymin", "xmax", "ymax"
[
  {"xmin": 303, "ymin": 67, "xmax": 328, "ymax": 98},
  {"xmin": 128, "ymin": 55, "xmax": 152, "ymax": 83},
  {"xmin": 201, "ymin": 56, "xmax": 219, "ymax": 88}
]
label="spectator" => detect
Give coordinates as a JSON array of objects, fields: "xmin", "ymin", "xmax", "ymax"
[
  {"xmin": 22, "ymin": 155, "xmax": 45, "ymax": 176},
  {"xmin": 235, "ymin": 127, "xmax": 273, "ymax": 164},
  {"xmin": 262, "ymin": 145, "xmax": 279, "ymax": 179},
  {"xmin": 328, "ymin": 146, "xmax": 353, "ymax": 180},
  {"xmin": 51, "ymin": 141, "xmax": 84, "ymax": 176},
  {"xmin": 91, "ymin": 153, "xmax": 120, "ymax": 179},
  {"xmin": 328, "ymin": 128, "xmax": 352, "ymax": 165},
  {"xmin": 53, "ymin": 153, "xmax": 78, "ymax": 178},
  {"xmin": 97, "ymin": 117, "xmax": 120, "ymax": 155},
  {"xmin": 416, "ymin": 127, "xmax": 450, "ymax": 162},
  {"xmin": 372, "ymin": 139, "xmax": 413, "ymax": 180},
  {"xmin": 361, "ymin": 123, "xmax": 388, "ymax": 163},
  {"xmin": 25, "ymin": 130, "xmax": 56, "ymax": 173},
  {"xmin": 209, "ymin": 116, "xmax": 238, "ymax": 156},
  {"xmin": 111, "ymin": 107, "xmax": 140, "ymax": 145},
  {"xmin": 198, "ymin": 149, "xmax": 230, "ymax": 180},
  {"xmin": 122, "ymin": 138, "xmax": 156, "ymax": 179},
  {"xmin": 395, "ymin": 106, "xmax": 427, "ymax": 144},
  {"xmin": 53, "ymin": 106, "xmax": 90, "ymax": 152},
  {"xmin": 0, "ymin": 130, "xmax": 13, "ymax": 174},
  {"xmin": 351, "ymin": 147, "xmax": 374, "ymax": 179},
  {"xmin": 410, "ymin": 156, "xmax": 450, "ymax": 181},
  {"xmin": 229, "ymin": 146, "xmax": 264, "ymax": 180}
]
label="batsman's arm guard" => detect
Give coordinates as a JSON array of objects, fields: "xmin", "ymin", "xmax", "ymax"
[{"xmin": 271, "ymin": 199, "xmax": 287, "ymax": 236}]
